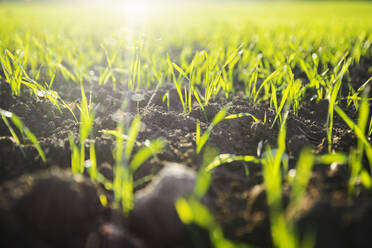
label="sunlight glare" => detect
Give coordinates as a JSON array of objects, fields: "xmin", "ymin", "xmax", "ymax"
[{"xmin": 124, "ymin": 0, "xmax": 151, "ymax": 24}]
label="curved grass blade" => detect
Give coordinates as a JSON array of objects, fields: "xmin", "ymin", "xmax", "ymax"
[
  {"xmin": 1, "ymin": 109, "xmax": 46, "ymax": 162},
  {"xmin": 225, "ymin": 112, "xmax": 258, "ymax": 122}
]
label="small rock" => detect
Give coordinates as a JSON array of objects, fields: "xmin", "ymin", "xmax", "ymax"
[
  {"xmin": 130, "ymin": 163, "xmax": 196, "ymax": 245},
  {"xmin": 0, "ymin": 168, "xmax": 104, "ymax": 248}
]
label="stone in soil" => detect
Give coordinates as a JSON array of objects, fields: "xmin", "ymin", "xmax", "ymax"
[
  {"xmin": 0, "ymin": 168, "xmax": 103, "ymax": 248},
  {"xmin": 130, "ymin": 163, "xmax": 197, "ymax": 246}
]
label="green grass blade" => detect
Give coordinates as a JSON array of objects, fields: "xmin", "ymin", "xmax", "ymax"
[
  {"xmin": 225, "ymin": 113, "xmax": 258, "ymax": 122},
  {"xmin": 196, "ymin": 107, "xmax": 229, "ymax": 154},
  {"xmin": 205, "ymin": 153, "xmax": 259, "ymax": 171},
  {"xmin": 129, "ymin": 139, "xmax": 164, "ymax": 172},
  {"xmin": 1, "ymin": 110, "xmax": 20, "ymax": 144},
  {"xmin": 125, "ymin": 115, "xmax": 141, "ymax": 161}
]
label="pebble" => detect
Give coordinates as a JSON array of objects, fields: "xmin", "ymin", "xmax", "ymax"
[{"xmin": 131, "ymin": 163, "xmax": 196, "ymax": 244}]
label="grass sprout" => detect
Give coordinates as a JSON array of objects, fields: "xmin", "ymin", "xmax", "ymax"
[
  {"xmin": 107, "ymin": 115, "xmax": 165, "ymax": 215},
  {"xmin": 0, "ymin": 108, "xmax": 46, "ymax": 162},
  {"xmin": 68, "ymin": 83, "xmax": 95, "ymax": 174},
  {"xmin": 225, "ymin": 112, "xmax": 259, "ymax": 122},
  {"xmin": 176, "ymin": 147, "xmax": 251, "ymax": 248},
  {"xmin": 335, "ymin": 89, "xmax": 372, "ymax": 190},
  {"xmin": 326, "ymin": 56, "xmax": 352, "ymax": 152},
  {"xmin": 196, "ymin": 106, "xmax": 229, "ymax": 154}
]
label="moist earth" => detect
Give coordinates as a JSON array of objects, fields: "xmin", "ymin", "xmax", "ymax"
[{"xmin": 0, "ymin": 71, "xmax": 371, "ymax": 248}]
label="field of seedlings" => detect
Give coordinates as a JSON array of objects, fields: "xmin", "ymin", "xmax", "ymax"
[{"xmin": 0, "ymin": 1, "xmax": 372, "ymax": 248}]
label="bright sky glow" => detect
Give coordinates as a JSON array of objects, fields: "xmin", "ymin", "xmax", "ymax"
[{"xmin": 123, "ymin": 0, "xmax": 153, "ymax": 24}]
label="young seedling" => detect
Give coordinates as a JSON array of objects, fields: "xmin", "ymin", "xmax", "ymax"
[
  {"xmin": 162, "ymin": 90, "xmax": 170, "ymax": 111},
  {"xmin": 167, "ymin": 54, "xmax": 187, "ymax": 114},
  {"xmin": 335, "ymin": 88, "xmax": 372, "ymax": 190},
  {"xmin": 176, "ymin": 147, "xmax": 251, "ymax": 248},
  {"xmin": 68, "ymin": 82, "xmax": 95, "ymax": 174},
  {"xmin": 196, "ymin": 106, "xmax": 229, "ymax": 154},
  {"xmin": 0, "ymin": 108, "xmax": 46, "ymax": 162},
  {"xmin": 106, "ymin": 114, "xmax": 165, "ymax": 215},
  {"xmin": 0, "ymin": 49, "xmax": 24, "ymax": 96},
  {"xmin": 260, "ymin": 111, "xmax": 306, "ymax": 248},
  {"xmin": 326, "ymin": 56, "xmax": 352, "ymax": 152}
]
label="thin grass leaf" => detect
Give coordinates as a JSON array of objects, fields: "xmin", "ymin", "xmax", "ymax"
[
  {"xmin": 196, "ymin": 119, "xmax": 200, "ymax": 145},
  {"xmin": 205, "ymin": 153, "xmax": 259, "ymax": 171},
  {"xmin": 125, "ymin": 115, "xmax": 141, "ymax": 161},
  {"xmin": 129, "ymin": 139, "xmax": 164, "ymax": 172},
  {"xmin": 225, "ymin": 113, "xmax": 258, "ymax": 122},
  {"xmin": 315, "ymin": 152, "xmax": 348, "ymax": 164},
  {"xmin": 194, "ymin": 147, "xmax": 218, "ymax": 199},
  {"xmin": 89, "ymin": 142, "xmax": 98, "ymax": 180},
  {"xmin": 254, "ymin": 68, "xmax": 281, "ymax": 103},
  {"xmin": 68, "ymin": 133, "xmax": 80, "ymax": 174},
  {"xmin": 1, "ymin": 110, "xmax": 46, "ymax": 162},
  {"xmin": 335, "ymin": 106, "xmax": 372, "ymax": 152},
  {"xmin": 167, "ymin": 54, "xmax": 185, "ymax": 113},
  {"xmin": 289, "ymin": 148, "xmax": 315, "ymax": 205},
  {"xmin": 1, "ymin": 111, "xmax": 20, "ymax": 144},
  {"xmin": 196, "ymin": 106, "xmax": 229, "ymax": 154}
]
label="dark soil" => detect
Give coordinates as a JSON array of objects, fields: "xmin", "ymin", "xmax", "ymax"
[{"xmin": 0, "ymin": 68, "xmax": 372, "ymax": 248}]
